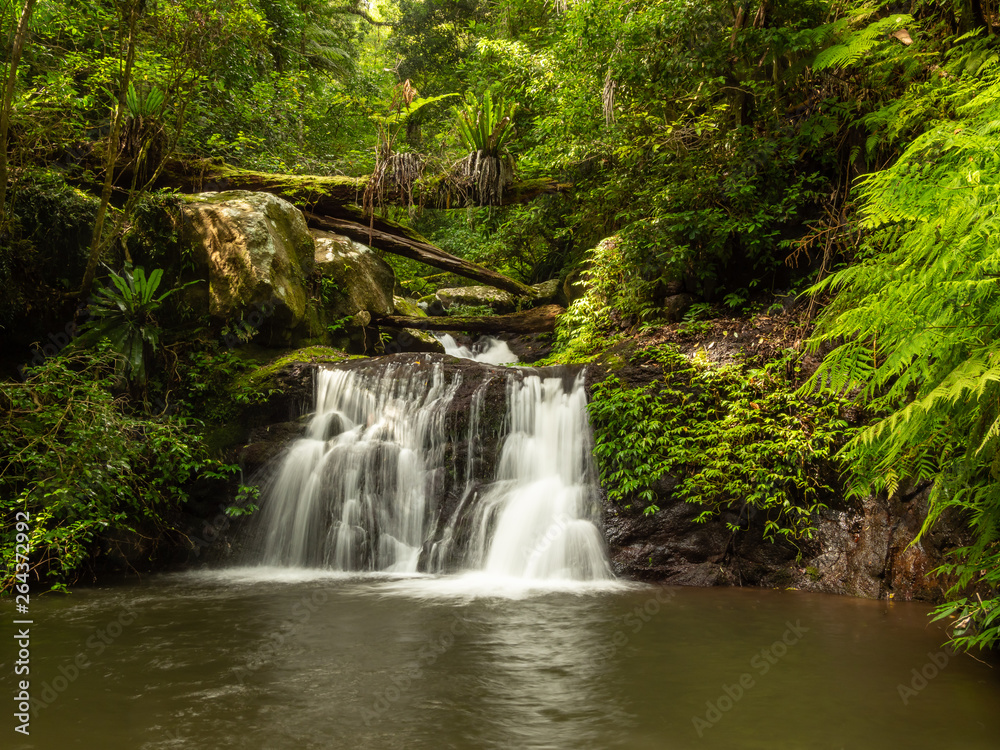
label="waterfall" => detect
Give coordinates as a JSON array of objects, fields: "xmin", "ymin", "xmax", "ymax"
[
  {"xmin": 464, "ymin": 374, "xmax": 612, "ymax": 580},
  {"xmin": 436, "ymin": 333, "xmax": 519, "ymax": 365},
  {"xmin": 252, "ymin": 357, "xmax": 612, "ymax": 582},
  {"xmin": 259, "ymin": 363, "xmax": 457, "ymax": 572}
]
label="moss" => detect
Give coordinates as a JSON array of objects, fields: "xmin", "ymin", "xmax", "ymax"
[
  {"xmin": 232, "ymin": 345, "xmax": 356, "ymax": 392},
  {"xmin": 203, "ymin": 421, "xmax": 247, "ymax": 456}
]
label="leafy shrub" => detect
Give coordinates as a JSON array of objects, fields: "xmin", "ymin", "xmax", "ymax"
[
  {"xmin": 806, "ymin": 59, "xmax": 1000, "ymax": 650},
  {"xmin": 0, "ymin": 349, "xmax": 238, "ymax": 591},
  {"xmin": 588, "ymin": 345, "xmax": 854, "ymax": 542},
  {"xmin": 549, "ymin": 236, "xmax": 651, "ymax": 362}
]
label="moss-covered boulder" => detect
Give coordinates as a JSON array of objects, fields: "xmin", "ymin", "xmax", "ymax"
[
  {"xmin": 393, "ymin": 295, "xmax": 427, "ymax": 317},
  {"xmin": 381, "ymin": 327, "xmax": 445, "ymax": 354},
  {"xmin": 313, "ymin": 230, "xmax": 395, "ymax": 320},
  {"xmin": 435, "ymin": 285, "xmax": 517, "ymax": 314},
  {"xmin": 531, "ymin": 278, "xmax": 567, "ymax": 307},
  {"xmin": 180, "ymin": 191, "xmax": 315, "ymax": 344}
]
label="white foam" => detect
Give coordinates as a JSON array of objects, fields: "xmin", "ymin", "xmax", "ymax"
[{"xmin": 436, "ymin": 333, "xmax": 519, "ymax": 365}]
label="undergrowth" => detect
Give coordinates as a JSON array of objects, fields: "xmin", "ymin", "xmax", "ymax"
[{"xmin": 588, "ymin": 345, "xmax": 855, "ymax": 542}]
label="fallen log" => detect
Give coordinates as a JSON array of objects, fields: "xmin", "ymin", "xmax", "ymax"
[
  {"xmin": 306, "ymin": 212, "xmax": 534, "ymax": 297},
  {"xmin": 375, "ymin": 304, "xmax": 564, "ymax": 334},
  {"xmin": 155, "ymin": 157, "xmax": 570, "ymax": 213},
  {"xmin": 147, "ymin": 157, "xmax": 544, "ymax": 296}
]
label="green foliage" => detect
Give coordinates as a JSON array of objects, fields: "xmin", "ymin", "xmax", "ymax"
[
  {"xmin": 549, "ymin": 236, "xmax": 652, "ymax": 362},
  {"xmin": 0, "ymin": 171, "xmax": 99, "ymax": 323},
  {"xmin": 805, "ymin": 59, "xmax": 1000, "ymax": 650},
  {"xmin": 125, "ymin": 82, "xmax": 166, "ymax": 118},
  {"xmin": 589, "ymin": 346, "xmax": 853, "ymax": 541},
  {"xmin": 453, "ymin": 90, "xmax": 517, "ymax": 156},
  {"xmin": 447, "ymin": 303, "xmax": 494, "ymax": 318},
  {"xmin": 165, "ymin": 346, "xmax": 268, "ymax": 424},
  {"xmin": 812, "ymin": 10, "xmax": 914, "ymax": 71},
  {"xmin": 0, "ymin": 349, "xmax": 237, "ymax": 591},
  {"xmin": 76, "ymin": 265, "xmax": 192, "ymax": 384}
]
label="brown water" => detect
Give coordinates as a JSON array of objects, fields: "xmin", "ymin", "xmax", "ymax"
[{"xmin": 8, "ymin": 569, "xmax": 1000, "ymax": 750}]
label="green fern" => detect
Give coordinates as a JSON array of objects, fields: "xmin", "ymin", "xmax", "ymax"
[
  {"xmin": 813, "ymin": 13, "xmax": 914, "ymax": 71},
  {"xmin": 806, "ymin": 62, "xmax": 1000, "ymax": 651}
]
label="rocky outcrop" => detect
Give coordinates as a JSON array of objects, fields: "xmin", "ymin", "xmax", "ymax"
[
  {"xmin": 531, "ymin": 278, "xmax": 568, "ymax": 307},
  {"xmin": 435, "ymin": 285, "xmax": 518, "ymax": 314},
  {"xmin": 221, "ymin": 347, "xmax": 964, "ymax": 603},
  {"xmin": 393, "ymin": 295, "xmax": 426, "ymax": 318},
  {"xmin": 180, "ymin": 191, "xmax": 315, "ymax": 344},
  {"xmin": 601, "ymin": 485, "xmax": 966, "ymax": 602},
  {"xmin": 312, "ymin": 230, "xmax": 396, "ymax": 320}
]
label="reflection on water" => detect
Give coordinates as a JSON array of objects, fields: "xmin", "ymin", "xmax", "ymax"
[{"xmin": 10, "ymin": 573, "xmax": 1000, "ymax": 750}]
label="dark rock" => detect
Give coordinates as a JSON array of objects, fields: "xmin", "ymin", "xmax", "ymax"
[{"xmin": 662, "ymin": 293, "xmax": 697, "ymax": 322}]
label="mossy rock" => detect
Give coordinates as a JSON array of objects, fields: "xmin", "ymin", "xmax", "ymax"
[
  {"xmin": 234, "ymin": 345, "xmax": 355, "ymax": 393},
  {"xmin": 393, "ymin": 295, "xmax": 426, "ymax": 317},
  {"xmin": 179, "ymin": 191, "xmax": 316, "ymax": 345},
  {"xmin": 312, "ymin": 230, "xmax": 396, "ymax": 320},
  {"xmin": 436, "ymin": 285, "xmax": 517, "ymax": 314}
]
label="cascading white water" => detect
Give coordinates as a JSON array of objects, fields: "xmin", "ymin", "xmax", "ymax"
[
  {"xmin": 254, "ymin": 358, "xmax": 612, "ymax": 583},
  {"xmin": 259, "ymin": 363, "xmax": 458, "ymax": 571},
  {"xmin": 436, "ymin": 333, "xmax": 519, "ymax": 365},
  {"xmin": 464, "ymin": 373, "xmax": 612, "ymax": 580}
]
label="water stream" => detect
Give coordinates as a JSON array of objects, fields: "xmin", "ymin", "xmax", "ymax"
[
  {"xmin": 12, "ymin": 576, "xmax": 1000, "ymax": 750},
  {"xmin": 436, "ymin": 333, "xmax": 519, "ymax": 365},
  {"xmin": 15, "ymin": 358, "xmax": 1000, "ymax": 749},
  {"xmin": 253, "ymin": 360, "xmax": 610, "ymax": 584}
]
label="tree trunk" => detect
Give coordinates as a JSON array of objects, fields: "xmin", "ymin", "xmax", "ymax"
[
  {"xmin": 87, "ymin": 154, "xmax": 566, "ymax": 295},
  {"xmin": 375, "ymin": 304, "xmax": 565, "ymax": 334},
  {"xmin": 306, "ymin": 212, "xmax": 535, "ymax": 297},
  {"xmin": 0, "ymin": 0, "xmax": 38, "ymax": 228},
  {"xmin": 154, "ymin": 156, "xmax": 569, "ymax": 212},
  {"xmin": 79, "ymin": 0, "xmax": 141, "ymax": 300}
]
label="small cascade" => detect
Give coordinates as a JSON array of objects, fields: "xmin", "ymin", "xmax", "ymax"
[
  {"xmin": 461, "ymin": 373, "xmax": 612, "ymax": 580},
  {"xmin": 258, "ymin": 363, "xmax": 458, "ymax": 571},
  {"xmin": 436, "ymin": 333, "xmax": 519, "ymax": 365},
  {"xmin": 251, "ymin": 356, "xmax": 612, "ymax": 583}
]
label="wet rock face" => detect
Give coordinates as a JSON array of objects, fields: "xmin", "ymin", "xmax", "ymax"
[{"xmin": 601, "ymin": 485, "xmax": 967, "ymax": 602}]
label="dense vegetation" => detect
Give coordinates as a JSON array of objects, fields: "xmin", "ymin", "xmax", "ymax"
[{"xmin": 3, "ymin": 0, "xmax": 1000, "ymax": 650}]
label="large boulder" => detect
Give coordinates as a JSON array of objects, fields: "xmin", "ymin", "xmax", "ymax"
[
  {"xmin": 531, "ymin": 278, "xmax": 568, "ymax": 307},
  {"xmin": 312, "ymin": 230, "xmax": 395, "ymax": 319},
  {"xmin": 435, "ymin": 285, "xmax": 517, "ymax": 314},
  {"xmin": 180, "ymin": 191, "xmax": 315, "ymax": 344}
]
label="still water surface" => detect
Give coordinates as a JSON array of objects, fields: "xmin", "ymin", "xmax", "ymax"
[{"xmin": 11, "ymin": 570, "xmax": 1000, "ymax": 750}]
